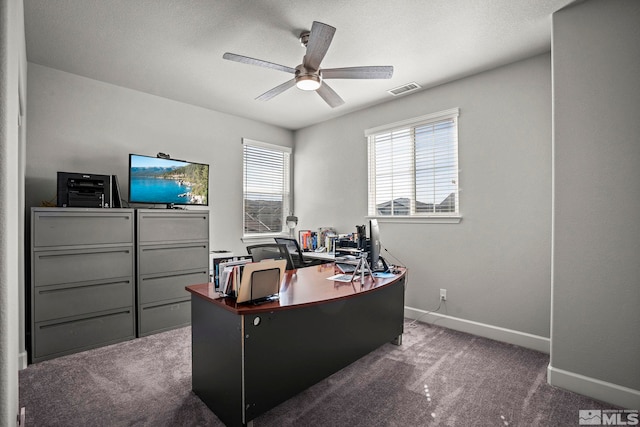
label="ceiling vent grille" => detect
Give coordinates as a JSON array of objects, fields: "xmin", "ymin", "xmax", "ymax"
[{"xmin": 388, "ymin": 82, "xmax": 422, "ymax": 96}]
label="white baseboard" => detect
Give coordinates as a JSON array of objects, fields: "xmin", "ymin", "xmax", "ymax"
[
  {"xmin": 18, "ymin": 350, "xmax": 28, "ymax": 370},
  {"xmin": 547, "ymin": 365, "xmax": 640, "ymax": 409},
  {"xmin": 404, "ymin": 306, "xmax": 550, "ymax": 354}
]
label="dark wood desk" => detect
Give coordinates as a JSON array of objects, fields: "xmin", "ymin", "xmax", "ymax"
[{"xmin": 186, "ymin": 263, "xmax": 406, "ymax": 426}]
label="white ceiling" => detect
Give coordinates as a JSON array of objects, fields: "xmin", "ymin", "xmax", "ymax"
[{"xmin": 24, "ymin": 0, "xmax": 573, "ymax": 130}]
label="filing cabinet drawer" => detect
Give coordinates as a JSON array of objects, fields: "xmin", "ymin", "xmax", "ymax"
[
  {"xmin": 139, "ymin": 270, "xmax": 208, "ymax": 305},
  {"xmin": 139, "ymin": 300, "xmax": 191, "ymax": 336},
  {"xmin": 34, "ymin": 278, "xmax": 134, "ymax": 322},
  {"xmin": 34, "ymin": 308, "xmax": 134, "ymax": 361},
  {"xmin": 138, "ymin": 211, "xmax": 208, "ymax": 243},
  {"xmin": 138, "ymin": 243, "xmax": 208, "ymax": 275},
  {"xmin": 33, "ymin": 210, "xmax": 133, "ymax": 248},
  {"xmin": 33, "ymin": 247, "xmax": 133, "ymax": 287}
]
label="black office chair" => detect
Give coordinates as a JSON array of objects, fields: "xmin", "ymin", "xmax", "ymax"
[
  {"xmin": 274, "ymin": 237, "xmax": 324, "ymax": 269},
  {"xmin": 246, "ymin": 243, "xmax": 295, "ymax": 271}
]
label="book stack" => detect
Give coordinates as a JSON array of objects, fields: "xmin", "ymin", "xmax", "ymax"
[
  {"xmin": 299, "ymin": 227, "xmax": 338, "ymax": 252},
  {"xmin": 298, "ymin": 230, "xmax": 317, "ymax": 250},
  {"xmin": 212, "ymin": 254, "xmax": 250, "ymax": 288},
  {"xmin": 219, "ymin": 258, "xmax": 252, "ymax": 297},
  {"xmin": 317, "ymin": 227, "xmax": 337, "ymax": 251}
]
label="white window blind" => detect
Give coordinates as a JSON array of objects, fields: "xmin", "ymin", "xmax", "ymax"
[
  {"xmin": 366, "ymin": 108, "xmax": 459, "ymax": 217},
  {"xmin": 242, "ymin": 139, "xmax": 291, "ymax": 236}
]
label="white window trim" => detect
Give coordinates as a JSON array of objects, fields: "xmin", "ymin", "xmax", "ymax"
[
  {"xmin": 242, "ymin": 138, "xmax": 292, "ymax": 154},
  {"xmin": 242, "ymin": 138, "xmax": 292, "ymax": 239},
  {"xmin": 240, "ymin": 234, "xmax": 286, "ymax": 244},
  {"xmin": 367, "ymin": 215, "xmax": 462, "ymax": 224},
  {"xmin": 365, "ymin": 108, "xmax": 460, "ymax": 136},
  {"xmin": 366, "ymin": 108, "xmax": 461, "ymax": 221}
]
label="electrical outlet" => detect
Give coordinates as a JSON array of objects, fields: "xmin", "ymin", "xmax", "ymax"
[{"xmin": 440, "ymin": 289, "xmax": 447, "ymax": 301}]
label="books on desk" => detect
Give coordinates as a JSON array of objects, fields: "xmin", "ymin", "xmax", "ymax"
[
  {"xmin": 221, "ymin": 259, "xmax": 286, "ymax": 303},
  {"xmin": 214, "ymin": 255, "xmax": 251, "ymax": 288},
  {"xmin": 219, "ymin": 258, "xmax": 252, "ymax": 296},
  {"xmin": 299, "ymin": 227, "xmax": 338, "ymax": 252}
]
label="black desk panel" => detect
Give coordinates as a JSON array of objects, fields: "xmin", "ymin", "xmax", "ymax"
[{"xmin": 188, "ymin": 266, "xmax": 406, "ymax": 426}]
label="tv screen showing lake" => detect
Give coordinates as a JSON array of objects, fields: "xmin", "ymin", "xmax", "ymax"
[{"xmin": 129, "ymin": 160, "xmax": 209, "ymax": 205}]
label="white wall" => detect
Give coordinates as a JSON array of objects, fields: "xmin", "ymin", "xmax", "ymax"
[
  {"xmin": 295, "ymin": 54, "xmax": 552, "ymax": 351},
  {"xmin": 1, "ymin": 0, "xmax": 26, "ymax": 424},
  {"xmin": 549, "ymin": 0, "xmax": 640, "ymax": 408},
  {"xmin": 25, "ymin": 64, "xmax": 294, "ymax": 366},
  {"xmin": 26, "ymin": 63, "xmax": 294, "ymax": 256}
]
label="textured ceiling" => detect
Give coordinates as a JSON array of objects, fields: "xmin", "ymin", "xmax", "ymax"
[{"xmin": 24, "ymin": 0, "xmax": 573, "ymax": 130}]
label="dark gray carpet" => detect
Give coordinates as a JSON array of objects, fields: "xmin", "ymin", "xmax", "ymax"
[{"xmin": 19, "ymin": 321, "xmax": 615, "ymax": 426}]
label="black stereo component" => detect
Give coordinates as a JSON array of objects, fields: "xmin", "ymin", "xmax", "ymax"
[{"xmin": 57, "ymin": 172, "xmax": 111, "ymax": 208}]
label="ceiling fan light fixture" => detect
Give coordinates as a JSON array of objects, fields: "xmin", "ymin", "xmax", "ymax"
[{"xmin": 296, "ymin": 74, "xmax": 321, "ymax": 91}]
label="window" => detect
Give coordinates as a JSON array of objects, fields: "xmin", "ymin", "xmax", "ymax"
[
  {"xmin": 242, "ymin": 138, "xmax": 291, "ymax": 237},
  {"xmin": 366, "ymin": 108, "xmax": 459, "ymax": 218}
]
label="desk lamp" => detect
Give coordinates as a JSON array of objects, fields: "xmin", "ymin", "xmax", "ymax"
[{"xmin": 286, "ymin": 214, "xmax": 298, "ymax": 238}]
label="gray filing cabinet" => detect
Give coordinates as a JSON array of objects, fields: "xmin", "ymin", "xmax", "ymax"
[
  {"xmin": 30, "ymin": 208, "xmax": 136, "ymax": 363},
  {"xmin": 136, "ymin": 209, "xmax": 209, "ymax": 337}
]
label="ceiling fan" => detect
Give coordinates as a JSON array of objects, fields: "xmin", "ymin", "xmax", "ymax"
[{"xmin": 223, "ymin": 21, "xmax": 394, "ymax": 108}]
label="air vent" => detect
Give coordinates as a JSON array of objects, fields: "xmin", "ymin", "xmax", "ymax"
[{"xmin": 387, "ymin": 82, "xmax": 422, "ymax": 96}]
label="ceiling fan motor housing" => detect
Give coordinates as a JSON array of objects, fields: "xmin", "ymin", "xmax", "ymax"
[{"xmin": 295, "ymin": 64, "xmax": 322, "ymax": 90}]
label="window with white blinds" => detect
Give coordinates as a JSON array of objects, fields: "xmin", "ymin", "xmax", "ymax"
[
  {"xmin": 242, "ymin": 139, "xmax": 291, "ymax": 236},
  {"xmin": 366, "ymin": 108, "xmax": 459, "ymax": 218}
]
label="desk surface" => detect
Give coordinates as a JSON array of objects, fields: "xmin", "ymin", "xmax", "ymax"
[{"xmin": 186, "ymin": 263, "xmax": 406, "ymax": 315}]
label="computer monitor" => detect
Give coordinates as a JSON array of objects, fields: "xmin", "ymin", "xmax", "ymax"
[{"xmin": 368, "ymin": 219, "xmax": 388, "ymax": 272}]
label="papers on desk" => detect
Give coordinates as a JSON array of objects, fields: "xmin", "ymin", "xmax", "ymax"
[
  {"xmin": 372, "ymin": 272, "xmax": 396, "ymax": 278},
  {"xmin": 327, "ymin": 274, "xmax": 356, "ymax": 282},
  {"xmin": 328, "ymin": 271, "xmax": 396, "ymax": 282}
]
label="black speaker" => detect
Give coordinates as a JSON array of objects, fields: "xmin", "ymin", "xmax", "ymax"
[{"xmin": 111, "ymin": 174, "xmax": 122, "ymax": 208}]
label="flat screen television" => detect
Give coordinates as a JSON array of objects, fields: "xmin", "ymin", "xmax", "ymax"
[{"xmin": 128, "ymin": 154, "xmax": 209, "ymax": 207}]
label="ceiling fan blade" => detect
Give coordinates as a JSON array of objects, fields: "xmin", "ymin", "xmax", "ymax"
[
  {"xmin": 316, "ymin": 82, "xmax": 345, "ymax": 108},
  {"xmin": 303, "ymin": 21, "xmax": 336, "ymax": 71},
  {"xmin": 223, "ymin": 52, "xmax": 296, "ymax": 74},
  {"xmin": 322, "ymin": 66, "xmax": 394, "ymax": 79},
  {"xmin": 255, "ymin": 79, "xmax": 296, "ymax": 101}
]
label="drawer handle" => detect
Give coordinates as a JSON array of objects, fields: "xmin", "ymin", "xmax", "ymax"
[
  {"xmin": 38, "ymin": 249, "xmax": 130, "ymax": 259},
  {"xmin": 142, "ymin": 303, "xmax": 184, "ymax": 312},
  {"xmin": 142, "ymin": 245, "xmax": 206, "ymax": 252},
  {"xmin": 39, "ymin": 214, "xmax": 131, "ymax": 220},
  {"xmin": 38, "ymin": 280, "xmax": 131, "ymax": 294},
  {"xmin": 141, "ymin": 271, "xmax": 207, "ymax": 281},
  {"xmin": 39, "ymin": 309, "xmax": 132, "ymax": 329},
  {"xmin": 141, "ymin": 215, "xmax": 206, "ymax": 220}
]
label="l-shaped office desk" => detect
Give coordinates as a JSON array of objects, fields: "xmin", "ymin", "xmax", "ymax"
[{"xmin": 186, "ymin": 263, "xmax": 406, "ymax": 426}]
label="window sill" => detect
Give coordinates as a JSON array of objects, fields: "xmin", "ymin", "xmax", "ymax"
[
  {"xmin": 241, "ymin": 233, "xmax": 290, "ymax": 243},
  {"xmin": 367, "ymin": 216, "xmax": 462, "ymax": 224}
]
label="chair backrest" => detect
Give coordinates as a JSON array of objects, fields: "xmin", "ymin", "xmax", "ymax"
[
  {"xmin": 246, "ymin": 243, "xmax": 295, "ymax": 271},
  {"xmin": 274, "ymin": 237, "xmax": 304, "ymax": 265}
]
